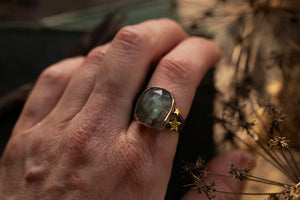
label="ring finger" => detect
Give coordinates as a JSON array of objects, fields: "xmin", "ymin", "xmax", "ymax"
[{"xmin": 129, "ymin": 37, "xmax": 222, "ymax": 166}]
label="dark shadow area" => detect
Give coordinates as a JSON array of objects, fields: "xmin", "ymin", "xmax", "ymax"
[{"xmin": 0, "ymin": 28, "xmax": 84, "ymax": 154}]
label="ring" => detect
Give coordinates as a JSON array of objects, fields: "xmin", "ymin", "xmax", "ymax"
[{"xmin": 134, "ymin": 87, "xmax": 184, "ymax": 132}]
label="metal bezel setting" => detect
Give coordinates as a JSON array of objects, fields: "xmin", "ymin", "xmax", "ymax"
[{"xmin": 134, "ymin": 87, "xmax": 175, "ymax": 129}]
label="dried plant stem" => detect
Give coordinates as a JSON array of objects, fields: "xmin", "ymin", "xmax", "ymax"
[
  {"xmin": 272, "ymin": 149, "xmax": 295, "ymax": 176},
  {"xmin": 206, "ymin": 172, "xmax": 232, "ymax": 178},
  {"xmin": 243, "ymin": 128, "xmax": 297, "ymax": 182},
  {"xmin": 273, "ymin": 151, "xmax": 296, "ymax": 180},
  {"xmin": 207, "ymin": 171, "xmax": 287, "ymax": 187},
  {"xmin": 286, "ymin": 149, "xmax": 300, "ymax": 177},
  {"xmin": 233, "ymin": 45, "xmax": 243, "ymax": 79},
  {"xmin": 254, "ymin": 138, "xmax": 298, "ymax": 182},
  {"xmin": 220, "ymin": 122, "xmax": 289, "ymax": 178},
  {"xmin": 215, "ymin": 190, "xmax": 282, "ymax": 196},
  {"xmin": 246, "ymin": 174, "xmax": 287, "ymax": 187},
  {"xmin": 279, "ymin": 149, "xmax": 300, "ymax": 182},
  {"xmin": 218, "ymin": 114, "xmax": 298, "ymax": 183},
  {"xmin": 233, "ymin": 134, "xmax": 282, "ymax": 172}
]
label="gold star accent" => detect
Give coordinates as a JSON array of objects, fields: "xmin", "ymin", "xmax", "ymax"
[
  {"xmin": 168, "ymin": 118, "xmax": 181, "ymax": 132},
  {"xmin": 174, "ymin": 108, "xmax": 180, "ymax": 116}
]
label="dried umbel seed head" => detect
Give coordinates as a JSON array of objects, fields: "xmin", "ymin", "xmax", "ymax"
[
  {"xmin": 229, "ymin": 164, "xmax": 250, "ymax": 181},
  {"xmin": 183, "ymin": 157, "xmax": 206, "ymax": 178},
  {"xmin": 198, "ymin": 181, "xmax": 216, "ymax": 200},
  {"xmin": 268, "ymin": 194, "xmax": 280, "ymax": 200},
  {"xmin": 184, "ymin": 157, "xmax": 217, "ymax": 200},
  {"xmin": 192, "ymin": 176, "xmax": 216, "ymax": 200},
  {"xmin": 267, "ymin": 136, "xmax": 290, "ymax": 149},
  {"xmin": 263, "ymin": 104, "xmax": 287, "ymax": 134},
  {"xmin": 181, "ymin": 0, "xmax": 300, "ymax": 199},
  {"xmin": 283, "ymin": 182, "xmax": 300, "ymax": 200}
]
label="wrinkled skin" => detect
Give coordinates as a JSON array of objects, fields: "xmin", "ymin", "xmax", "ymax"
[{"xmin": 0, "ymin": 19, "xmax": 254, "ymax": 200}]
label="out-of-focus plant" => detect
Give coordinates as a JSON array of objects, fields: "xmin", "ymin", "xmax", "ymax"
[{"xmin": 178, "ymin": 0, "xmax": 300, "ymax": 199}]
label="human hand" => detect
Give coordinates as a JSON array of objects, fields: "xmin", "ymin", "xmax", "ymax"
[{"xmin": 0, "ymin": 18, "xmax": 253, "ymax": 199}]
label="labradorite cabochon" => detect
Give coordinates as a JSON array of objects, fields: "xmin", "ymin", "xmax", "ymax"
[{"xmin": 135, "ymin": 87, "xmax": 174, "ymax": 128}]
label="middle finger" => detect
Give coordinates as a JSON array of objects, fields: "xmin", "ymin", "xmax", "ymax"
[{"xmin": 80, "ymin": 19, "xmax": 187, "ymax": 129}]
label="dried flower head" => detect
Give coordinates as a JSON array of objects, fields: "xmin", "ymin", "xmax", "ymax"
[
  {"xmin": 184, "ymin": 158, "xmax": 217, "ymax": 199},
  {"xmin": 183, "ymin": 157, "xmax": 206, "ymax": 178},
  {"xmin": 264, "ymin": 104, "xmax": 287, "ymax": 134},
  {"xmin": 268, "ymin": 194, "xmax": 280, "ymax": 200},
  {"xmin": 283, "ymin": 182, "xmax": 300, "ymax": 200},
  {"xmin": 229, "ymin": 164, "xmax": 250, "ymax": 181},
  {"xmin": 267, "ymin": 136, "xmax": 290, "ymax": 149},
  {"xmin": 194, "ymin": 178, "xmax": 217, "ymax": 200},
  {"xmin": 180, "ymin": 0, "xmax": 300, "ymax": 199}
]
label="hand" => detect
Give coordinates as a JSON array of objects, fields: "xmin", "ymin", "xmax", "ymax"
[{"xmin": 0, "ymin": 18, "xmax": 253, "ymax": 199}]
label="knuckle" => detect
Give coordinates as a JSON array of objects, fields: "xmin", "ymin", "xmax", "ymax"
[
  {"xmin": 159, "ymin": 56, "xmax": 195, "ymax": 81},
  {"xmin": 61, "ymin": 56, "xmax": 85, "ymax": 64},
  {"xmin": 160, "ymin": 18, "xmax": 182, "ymax": 30},
  {"xmin": 85, "ymin": 46, "xmax": 107, "ymax": 65},
  {"xmin": 115, "ymin": 25, "xmax": 151, "ymax": 50},
  {"xmin": 39, "ymin": 66, "xmax": 68, "ymax": 85}
]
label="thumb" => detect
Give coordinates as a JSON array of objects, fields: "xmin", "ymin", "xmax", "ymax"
[{"xmin": 182, "ymin": 149, "xmax": 256, "ymax": 200}]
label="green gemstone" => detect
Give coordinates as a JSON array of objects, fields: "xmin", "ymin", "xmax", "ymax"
[{"xmin": 135, "ymin": 87, "xmax": 174, "ymax": 128}]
